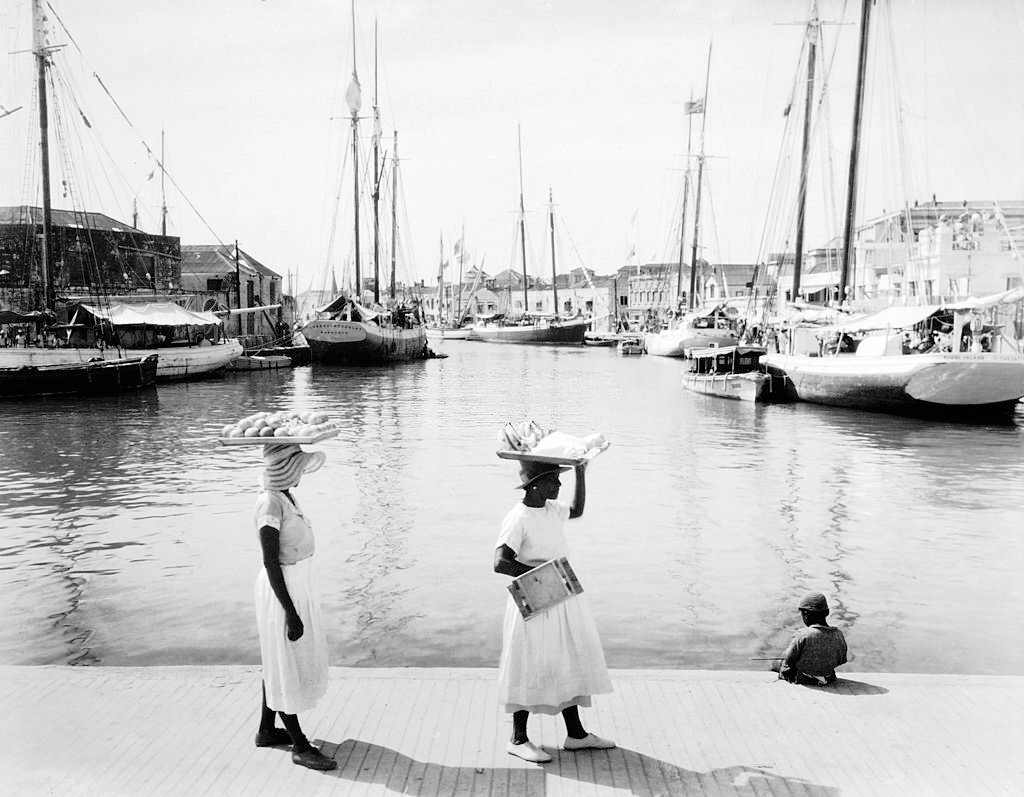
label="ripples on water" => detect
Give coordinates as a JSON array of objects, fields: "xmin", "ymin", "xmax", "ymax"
[{"xmin": 2, "ymin": 341, "xmax": 1023, "ymax": 674}]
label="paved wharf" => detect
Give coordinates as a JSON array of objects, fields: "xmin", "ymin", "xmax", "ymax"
[{"xmin": 2, "ymin": 666, "xmax": 1021, "ymax": 796}]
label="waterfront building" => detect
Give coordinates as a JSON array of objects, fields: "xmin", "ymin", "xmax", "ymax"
[
  {"xmin": 0, "ymin": 205, "xmax": 180, "ymax": 314},
  {"xmin": 766, "ymin": 200, "xmax": 1024, "ymax": 311},
  {"xmin": 179, "ymin": 244, "xmax": 286, "ymax": 341}
]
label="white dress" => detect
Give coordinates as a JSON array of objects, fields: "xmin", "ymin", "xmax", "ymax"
[
  {"xmin": 496, "ymin": 499, "xmax": 612, "ymax": 714},
  {"xmin": 254, "ymin": 490, "xmax": 329, "ymax": 714}
]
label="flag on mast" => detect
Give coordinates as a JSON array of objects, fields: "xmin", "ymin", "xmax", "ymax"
[{"xmin": 684, "ymin": 97, "xmax": 705, "ymax": 115}]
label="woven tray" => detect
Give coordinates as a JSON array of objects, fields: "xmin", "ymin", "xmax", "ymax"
[{"xmin": 495, "ymin": 441, "xmax": 609, "ymax": 466}]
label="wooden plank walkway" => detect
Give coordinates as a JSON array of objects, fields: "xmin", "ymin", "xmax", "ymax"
[{"xmin": 1, "ymin": 666, "xmax": 1021, "ymax": 796}]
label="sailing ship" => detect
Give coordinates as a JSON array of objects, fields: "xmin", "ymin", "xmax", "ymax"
[
  {"xmin": 302, "ymin": 13, "xmax": 428, "ymax": 365},
  {"xmin": 426, "ymin": 232, "xmax": 472, "ymax": 340},
  {"xmin": 645, "ymin": 47, "xmax": 737, "ymax": 358},
  {"xmin": 0, "ymin": 1, "xmax": 241, "ymax": 389},
  {"xmin": 644, "ymin": 304, "xmax": 738, "ymax": 357},
  {"xmin": 759, "ymin": 0, "xmax": 1024, "ymax": 420},
  {"xmin": 466, "ymin": 130, "xmax": 587, "ymax": 345}
]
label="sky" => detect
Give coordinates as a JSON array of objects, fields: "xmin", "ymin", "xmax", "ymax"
[{"xmin": 2, "ymin": 0, "xmax": 1024, "ymax": 296}]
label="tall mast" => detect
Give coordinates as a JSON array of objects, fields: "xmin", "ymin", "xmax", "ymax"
[
  {"xmin": 688, "ymin": 44, "xmax": 712, "ymax": 310},
  {"xmin": 160, "ymin": 129, "xmax": 168, "ymax": 236},
  {"xmin": 839, "ymin": 0, "xmax": 872, "ymax": 305},
  {"xmin": 548, "ymin": 188, "xmax": 559, "ymax": 316},
  {"xmin": 676, "ymin": 95, "xmax": 694, "ymax": 306},
  {"xmin": 437, "ymin": 230, "xmax": 444, "ymax": 323},
  {"xmin": 455, "ymin": 223, "xmax": 464, "ymax": 322},
  {"xmin": 390, "ymin": 130, "xmax": 398, "ymax": 300},
  {"xmin": 517, "ymin": 125, "xmax": 529, "ymax": 314},
  {"xmin": 345, "ymin": 0, "xmax": 362, "ymax": 299},
  {"xmin": 371, "ymin": 20, "xmax": 381, "ymax": 303},
  {"xmin": 32, "ymin": 0, "xmax": 53, "ymax": 310},
  {"xmin": 792, "ymin": 5, "xmax": 820, "ymax": 301}
]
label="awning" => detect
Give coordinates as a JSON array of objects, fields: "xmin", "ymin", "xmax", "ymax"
[
  {"xmin": 79, "ymin": 302, "xmax": 223, "ymax": 327},
  {"xmin": 834, "ymin": 305, "xmax": 940, "ymax": 333},
  {"xmin": 0, "ymin": 309, "xmax": 56, "ymax": 324},
  {"xmin": 943, "ymin": 287, "xmax": 1024, "ymax": 311}
]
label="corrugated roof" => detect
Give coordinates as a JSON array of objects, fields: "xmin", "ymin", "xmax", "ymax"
[
  {"xmin": 0, "ymin": 205, "xmax": 156, "ymax": 235},
  {"xmin": 180, "ymin": 244, "xmax": 280, "ymax": 279}
]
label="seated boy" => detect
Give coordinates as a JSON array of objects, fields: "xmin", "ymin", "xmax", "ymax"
[{"xmin": 772, "ymin": 592, "xmax": 848, "ymax": 685}]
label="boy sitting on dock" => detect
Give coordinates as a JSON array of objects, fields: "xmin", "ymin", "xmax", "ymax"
[{"xmin": 772, "ymin": 592, "xmax": 848, "ymax": 686}]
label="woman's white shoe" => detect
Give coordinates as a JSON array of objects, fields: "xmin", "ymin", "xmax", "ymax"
[
  {"xmin": 506, "ymin": 739, "xmax": 552, "ymax": 763},
  {"xmin": 563, "ymin": 732, "xmax": 616, "ymax": 750}
]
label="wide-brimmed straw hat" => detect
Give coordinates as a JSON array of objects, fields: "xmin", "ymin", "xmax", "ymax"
[
  {"xmin": 515, "ymin": 460, "xmax": 571, "ymax": 490},
  {"xmin": 262, "ymin": 443, "xmax": 326, "ymax": 490},
  {"xmin": 797, "ymin": 592, "xmax": 830, "ymax": 615}
]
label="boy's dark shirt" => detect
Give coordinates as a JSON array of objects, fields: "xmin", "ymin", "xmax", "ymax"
[{"xmin": 780, "ymin": 623, "xmax": 848, "ymax": 682}]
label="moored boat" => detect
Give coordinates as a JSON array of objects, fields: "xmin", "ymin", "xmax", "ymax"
[
  {"xmin": 0, "ymin": 353, "xmax": 158, "ymax": 399},
  {"xmin": 644, "ymin": 304, "xmax": 738, "ymax": 357},
  {"xmin": 761, "ymin": 301, "xmax": 1024, "ymax": 419},
  {"xmin": 466, "ymin": 315, "xmax": 587, "ymax": 345},
  {"xmin": 618, "ymin": 333, "xmax": 646, "ymax": 356},
  {"xmin": 426, "ymin": 324, "xmax": 471, "ymax": 341},
  {"xmin": 301, "ymin": 18, "xmax": 428, "ymax": 366},
  {"xmin": 70, "ymin": 302, "xmax": 243, "ymax": 380},
  {"xmin": 681, "ymin": 345, "xmax": 773, "ymax": 402},
  {"xmin": 304, "ymin": 298, "xmax": 428, "ymax": 364}
]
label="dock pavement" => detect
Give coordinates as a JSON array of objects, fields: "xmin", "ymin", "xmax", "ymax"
[{"xmin": 2, "ymin": 665, "xmax": 1022, "ymax": 796}]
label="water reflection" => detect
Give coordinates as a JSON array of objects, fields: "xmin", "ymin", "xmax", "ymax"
[{"xmin": 1, "ymin": 350, "xmax": 1023, "ymax": 673}]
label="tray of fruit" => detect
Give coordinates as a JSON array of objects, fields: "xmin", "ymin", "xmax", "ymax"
[
  {"xmin": 495, "ymin": 421, "xmax": 609, "ymax": 465},
  {"xmin": 218, "ymin": 411, "xmax": 339, "ymax": 445}
]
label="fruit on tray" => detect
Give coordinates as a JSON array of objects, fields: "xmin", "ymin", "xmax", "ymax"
[
  {"xmin": 220, "ymin": 410, "xmax": 334, "ymax": 439},
  {"xmin": 498, "ymin": 420, "xmax": 608, "ymax": 460}
]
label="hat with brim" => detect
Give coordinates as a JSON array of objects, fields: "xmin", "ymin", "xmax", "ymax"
[
  {"xmin": 262, "ymin": 443, "xmax": 326, "ymax": 490},
  {"xmin": 515, "ymin": 461, "xmax": 572, "ymax": 489},
  {"xmin": 797, "ymin": 592, "xmax": 830, "ymax": 615}
]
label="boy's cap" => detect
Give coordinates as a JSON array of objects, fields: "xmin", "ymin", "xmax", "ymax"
[{"xmin": 798, "ymin": 592, "xmax": 829, "ymax": 614}]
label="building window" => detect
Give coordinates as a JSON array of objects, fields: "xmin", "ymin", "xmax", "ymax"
[
  {"xmin": 207, "ymin": 278, "xmax": 224, "ymax": 292},
  {"xmin": 269, "ymin": 281, "xmax": 277, "ymax": 303}
]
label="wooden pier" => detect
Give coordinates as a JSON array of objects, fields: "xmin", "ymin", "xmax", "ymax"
[{"xmin": 2, "ymin": 666, "xmax": 1021, "ymax": 796}]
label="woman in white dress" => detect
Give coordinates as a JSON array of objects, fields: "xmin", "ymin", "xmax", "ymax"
[
  {"xmin": 253, "ymin": 442, "xmax": 336, "ymax": 771},
  {"xmin": 493, "ymin": 460, "xmax": 615, "ymax": 764}
]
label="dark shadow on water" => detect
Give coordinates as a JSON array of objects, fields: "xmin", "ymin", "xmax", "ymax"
[{"xmin": 312, "ymin": 739, "xmax": 840, "ymax": 796}]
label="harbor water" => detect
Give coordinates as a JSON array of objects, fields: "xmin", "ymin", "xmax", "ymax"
[{"xmin": 2, "ymin": 340, "xmax": 1023, "ymax": 674}]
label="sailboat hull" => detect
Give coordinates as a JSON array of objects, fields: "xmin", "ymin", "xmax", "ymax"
[
  {"xmin": 762, "ymin": 351, "xmax": 1024, "ymax": 419},
  {"xmin": 304, "ymin": 319, "xmax": 428, "ymax": 364},
  {"xmin": 465, "ymin": 319, "xmax": 587, "ymax": 345},
  {"xmin": 645, "ymin": 328, "xmax": 737, "ymax": 357},
  {"xmin": 0, "ymin": 354, "xmax": 158, "ymax": 398},
  {"xmin": 0, "ymin": 341, "xmax": 241, "ymax": 381}
]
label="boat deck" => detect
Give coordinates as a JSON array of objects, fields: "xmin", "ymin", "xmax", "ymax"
[{"xmin": 3, "ymin": 665, "xmax": 1021, "ymax": 796}]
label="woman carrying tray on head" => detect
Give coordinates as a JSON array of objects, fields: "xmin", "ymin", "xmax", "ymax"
[
  {"xmin": 252, "ymin": 442, "xmax": 337, "ymax": 771},
  {"xmin": 493, "ymin": 458, "xmax": 615, "ymax": 764}
]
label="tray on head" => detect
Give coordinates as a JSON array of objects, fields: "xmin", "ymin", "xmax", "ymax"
[
  {"xmin": 495, "ymin": 441, "xmax": 609, "ymax": 466},
  {"xmin": 218, "ymin": 427, "xmax": 340, "ymax": 447}
]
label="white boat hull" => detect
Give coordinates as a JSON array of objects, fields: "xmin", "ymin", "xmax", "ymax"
[
  {"xmin": 0, "ymin": 340, "xmax": 242, "ymax": 381},
  {"xmin": 426, "ymin": 327, "xmax": 470, "ymax": 340},
  {"xmin": 644, "ymin": 328, "xmax": 737, "ymax": 357},
  {"xmin": 303, "ymin": 319, "xmax": 428, "ymax": 364},
  {"xmin": 681, "ymin": 372, "xmax": 771, "ymax": 402},
  {"xmin": 762, "ymin": 351, "xmax": 1024, "ymax": 419}
]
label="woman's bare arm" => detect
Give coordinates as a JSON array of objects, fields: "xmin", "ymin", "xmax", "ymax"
[{"xmin": 259, "ymin": 525, "xmax": 303, "ymax": 641}]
